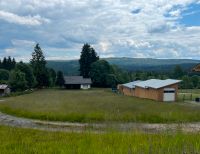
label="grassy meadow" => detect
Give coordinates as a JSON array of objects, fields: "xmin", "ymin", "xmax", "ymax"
[
  {"xmin": 1, "ymin": 89, "xmax": 200, "ymax": 123},
  {"xmin": 0, "ymin": 125, "xmax": 200, "ymax": 153},
  {"xmin": 179, "ymin": 89, "xmax": 200, "ymax": 101}
]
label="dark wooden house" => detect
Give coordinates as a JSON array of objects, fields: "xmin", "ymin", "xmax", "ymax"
[{"xmin": 64, "ymin": 76, "xmax": 92, "ymax": 89}]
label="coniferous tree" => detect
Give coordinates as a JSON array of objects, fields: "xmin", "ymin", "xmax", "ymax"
[
  {"xmin": 2, "ymin": 57, "xmax": 7, "ymax": 70},
  {"xmin": 56, "ymin": 71, "xmax": 65, "ymax": 87},
  {"xmin": 79, "ymin": 43, "xmax": 99, "ymax": 78},
  {"xmin": 11, "ymin": 58, "xmax": 16, "ymax": 69},
  {"xmin": 7, "ymin": 56, "xmax": 12, "ymax": 70},
  {"xmin": 0, "ymin": 57, "xmax": 15, "ymax": 70},
  {"xmin": 30, "ymin": 43, "xmax": 48, "ymax": 88}
]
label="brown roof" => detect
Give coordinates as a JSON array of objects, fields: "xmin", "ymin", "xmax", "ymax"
[{"xmin": 64, "ymin": 76, "xmax": 92, "ymax": 84}]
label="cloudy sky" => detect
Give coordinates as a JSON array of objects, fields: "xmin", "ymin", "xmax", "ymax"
[{"xmin": 0, "ymin": 0, "xmax": 200, "ymax": 61}]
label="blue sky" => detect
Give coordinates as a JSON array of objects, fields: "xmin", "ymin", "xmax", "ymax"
[{"xmin": 0, "ymin": 0, "xmax": 200, "ymax": 61}]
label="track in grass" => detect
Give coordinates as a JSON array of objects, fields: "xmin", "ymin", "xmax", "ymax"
[{"xmin": 2, "ymin": 111, "xmax": 200, "ymax": 133}]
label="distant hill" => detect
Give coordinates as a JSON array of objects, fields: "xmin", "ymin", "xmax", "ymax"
[
  {"xmin": 47, "ymin": 60, "xmax": 79, "ymax": 75},
  {"xmin": 47, "ymin": 58, "xmax": 200, "ymax": 75}
]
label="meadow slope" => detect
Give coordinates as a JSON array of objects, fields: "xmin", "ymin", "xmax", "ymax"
[{"xmin": 0, "ymin": 89, "xmax": 200, "ymax": 123}]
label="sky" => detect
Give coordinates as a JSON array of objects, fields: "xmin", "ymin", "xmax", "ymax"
[{"xmin": 0, "ymin": 0, "xmax": 200, "ymax": 61}]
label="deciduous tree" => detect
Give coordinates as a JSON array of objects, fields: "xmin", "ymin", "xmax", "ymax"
[{"xmin": 9, "ymin": 69, "xmax": 27, "ymax": 91}]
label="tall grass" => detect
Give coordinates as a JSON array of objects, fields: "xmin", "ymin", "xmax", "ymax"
[
  {"xmin": 0, "ymin": 125, "xmax": 200, "ymax": 153},
  {"xmin": 1, "ymin": 89, "xmax": 200, "ymax": 123}
]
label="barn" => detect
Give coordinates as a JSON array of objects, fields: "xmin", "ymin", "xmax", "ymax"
[
  {"xmin": 64, "ymin": 76, "xmax": 92, "ymax": 89},
  {"xmin": 118, "ymin": 79, "xmax": 181, "ymax": 102},
  {"xmin": 0, "ymin": 84, "xmax": 10, "ymax": 96}
]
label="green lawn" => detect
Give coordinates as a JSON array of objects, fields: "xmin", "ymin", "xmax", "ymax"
[
  {"xmin": 0, "ymin": 125, "xmax": 200, "ymax": 153},
  {"xmin": 1, "ymin": 89, "xmax": 200, "ymax": 123},
  {"xmin": 179, "ymin": 89, "xmax": 200, "ymax": 101}
]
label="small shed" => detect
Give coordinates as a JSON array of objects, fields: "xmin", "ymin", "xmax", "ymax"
[
  {"xmin": 64, "ymin": 76, "xmax": 92, "ymax": 89},
  {"xmin": 0, "ymin": 84, "xmax": 10, "ymax": 96},
  {"xmin": 118, "ymin": 79, "xmax": 181, "ymax": 102}
]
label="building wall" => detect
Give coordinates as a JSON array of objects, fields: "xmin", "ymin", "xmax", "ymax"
[
  {"xmin": 134, "ymin": 84, "xmax": 179, "ymax": 101},
  {"xmin": 0, "ymin": 88, "xmax": 10, "ymax": 96},
  {"xmin": 118, "ymin": 85, "xmax": 135, "ymax": 96},
  {"xmin": 81, "ymin": 84, "xmax": 91, "ymax": 90}
]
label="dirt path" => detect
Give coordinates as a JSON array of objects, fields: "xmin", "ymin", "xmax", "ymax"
[{"xmin": 1, "ymin": 111, "xmax": 200, "ymax": 133}]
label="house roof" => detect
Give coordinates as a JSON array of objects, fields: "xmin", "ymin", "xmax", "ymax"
[
  {"xmin": 134, "ymin": 79, "xmax": 181, "ymax": 89},
  {"xmin": 0, "ymin": 84, "xmax": 9, "ymax": 90},
  {"xmin": 122, "ymin": 79, "xmax": 181, "ymax": 89},
  {"xmin": 64, "ymin": 76, "xmax": 92, "ymax": 85},
  {"xmin": 122, "ymin": 80, "xmax": 142, "ymax": 89}
]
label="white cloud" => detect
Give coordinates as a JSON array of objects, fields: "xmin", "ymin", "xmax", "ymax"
[
  {"xmin": 5, "ymin": 48, "xmax": 17, "ymax": 55},
  {"xmin": 0, "ymin": 0, "xmax": 200, "ymax": 60},
  {"xmin": 11, "ymin": 39, "xmax": 35, "ymax": 47},
  {"xmin": 169, "ymin": 9, "xmax": 182, "ymax": 17},
  {"xmin": 0, "ymin": 10, "xmax": 50, "ymax": 26}
]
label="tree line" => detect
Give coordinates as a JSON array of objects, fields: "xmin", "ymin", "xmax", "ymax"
[
  {"xmin": 0, "ymin": 44, "xmax": 65, "ymax": 91},
  {"xmin": 79, "ymin": 44, "xmax": 200, "ymax": 89},
  {"xmin": 0, "ymin": 56, "xmax": 16, "ymax": 70},
  {"xmin": 0, "ymin": 43, "xmax": 199, "ymax": 91}
]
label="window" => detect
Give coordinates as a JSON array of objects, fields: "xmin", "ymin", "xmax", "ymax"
[{"xmin": 164, "ymin": 90, "xmax": 175, "ymax": 93}]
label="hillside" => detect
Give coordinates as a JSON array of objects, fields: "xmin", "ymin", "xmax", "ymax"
[{"xmin": 47, "ymin": 58, "xmax": 200, "ymax": 75}]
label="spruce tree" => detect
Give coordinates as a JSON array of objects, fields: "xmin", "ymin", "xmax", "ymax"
[
  {"xmin": 11, "ymin": 58, "xmax": 16, "ymax": 69},
  {"xmin": 2, "ymin": 57, "xmax": 7, "ymax": 70},
  {"xmin": 7, "ymin": 56, "xmax": 12, "ymax": 70},
  {"xmin": 30, "ymin": 43, "xmax": 48, "ymax": 88},
  {"xmin": 79, "ymin": 44, "xmax": 99, "ymax": 78}
]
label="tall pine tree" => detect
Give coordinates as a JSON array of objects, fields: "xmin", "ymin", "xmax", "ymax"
[
  {"xmin": 30, "ymin": 43, "xmax": 49, "ymax": 88},
  {"xmin": 79, "ymin": 44, "xmax": 99, "ymax": 78}
]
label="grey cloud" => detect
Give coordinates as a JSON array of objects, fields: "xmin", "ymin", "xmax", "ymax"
[{"xmin": 0, "ymin": 0, "xmax": 200, "ymax": 61}]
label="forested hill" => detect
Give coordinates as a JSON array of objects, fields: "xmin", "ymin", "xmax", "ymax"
[{"xmin": 47, "ymin": 58, "xmax": 200, "ymax": 75}]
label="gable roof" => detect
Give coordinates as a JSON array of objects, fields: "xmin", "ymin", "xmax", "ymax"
[
  {"xmin": 0, "ymin": 84, "xmax": 9, "ymax": 90},
  {"xmin": 64, "ymin": 76, "xmax": 92, "ymax": 85},
  {"xmin": 134, "ymin": 79, "xmax": 181, "ymax": 89}
]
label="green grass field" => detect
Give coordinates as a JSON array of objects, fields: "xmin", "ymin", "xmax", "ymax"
[
  {"xmin": 1, "ymin": 89, "xmax": 200, "ymax": 123},
  {"xmin": 179, "ymin": 89, "xmax": 200, "ymax": 101},
  {"xmin": 0, "ymin": 125, "xmax": 200, "ymax": 153}
]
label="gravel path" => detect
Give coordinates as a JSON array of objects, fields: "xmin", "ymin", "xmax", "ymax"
[{"xmin": 1, "ymin": 111, "xmax": 200, "ymax": 133}]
